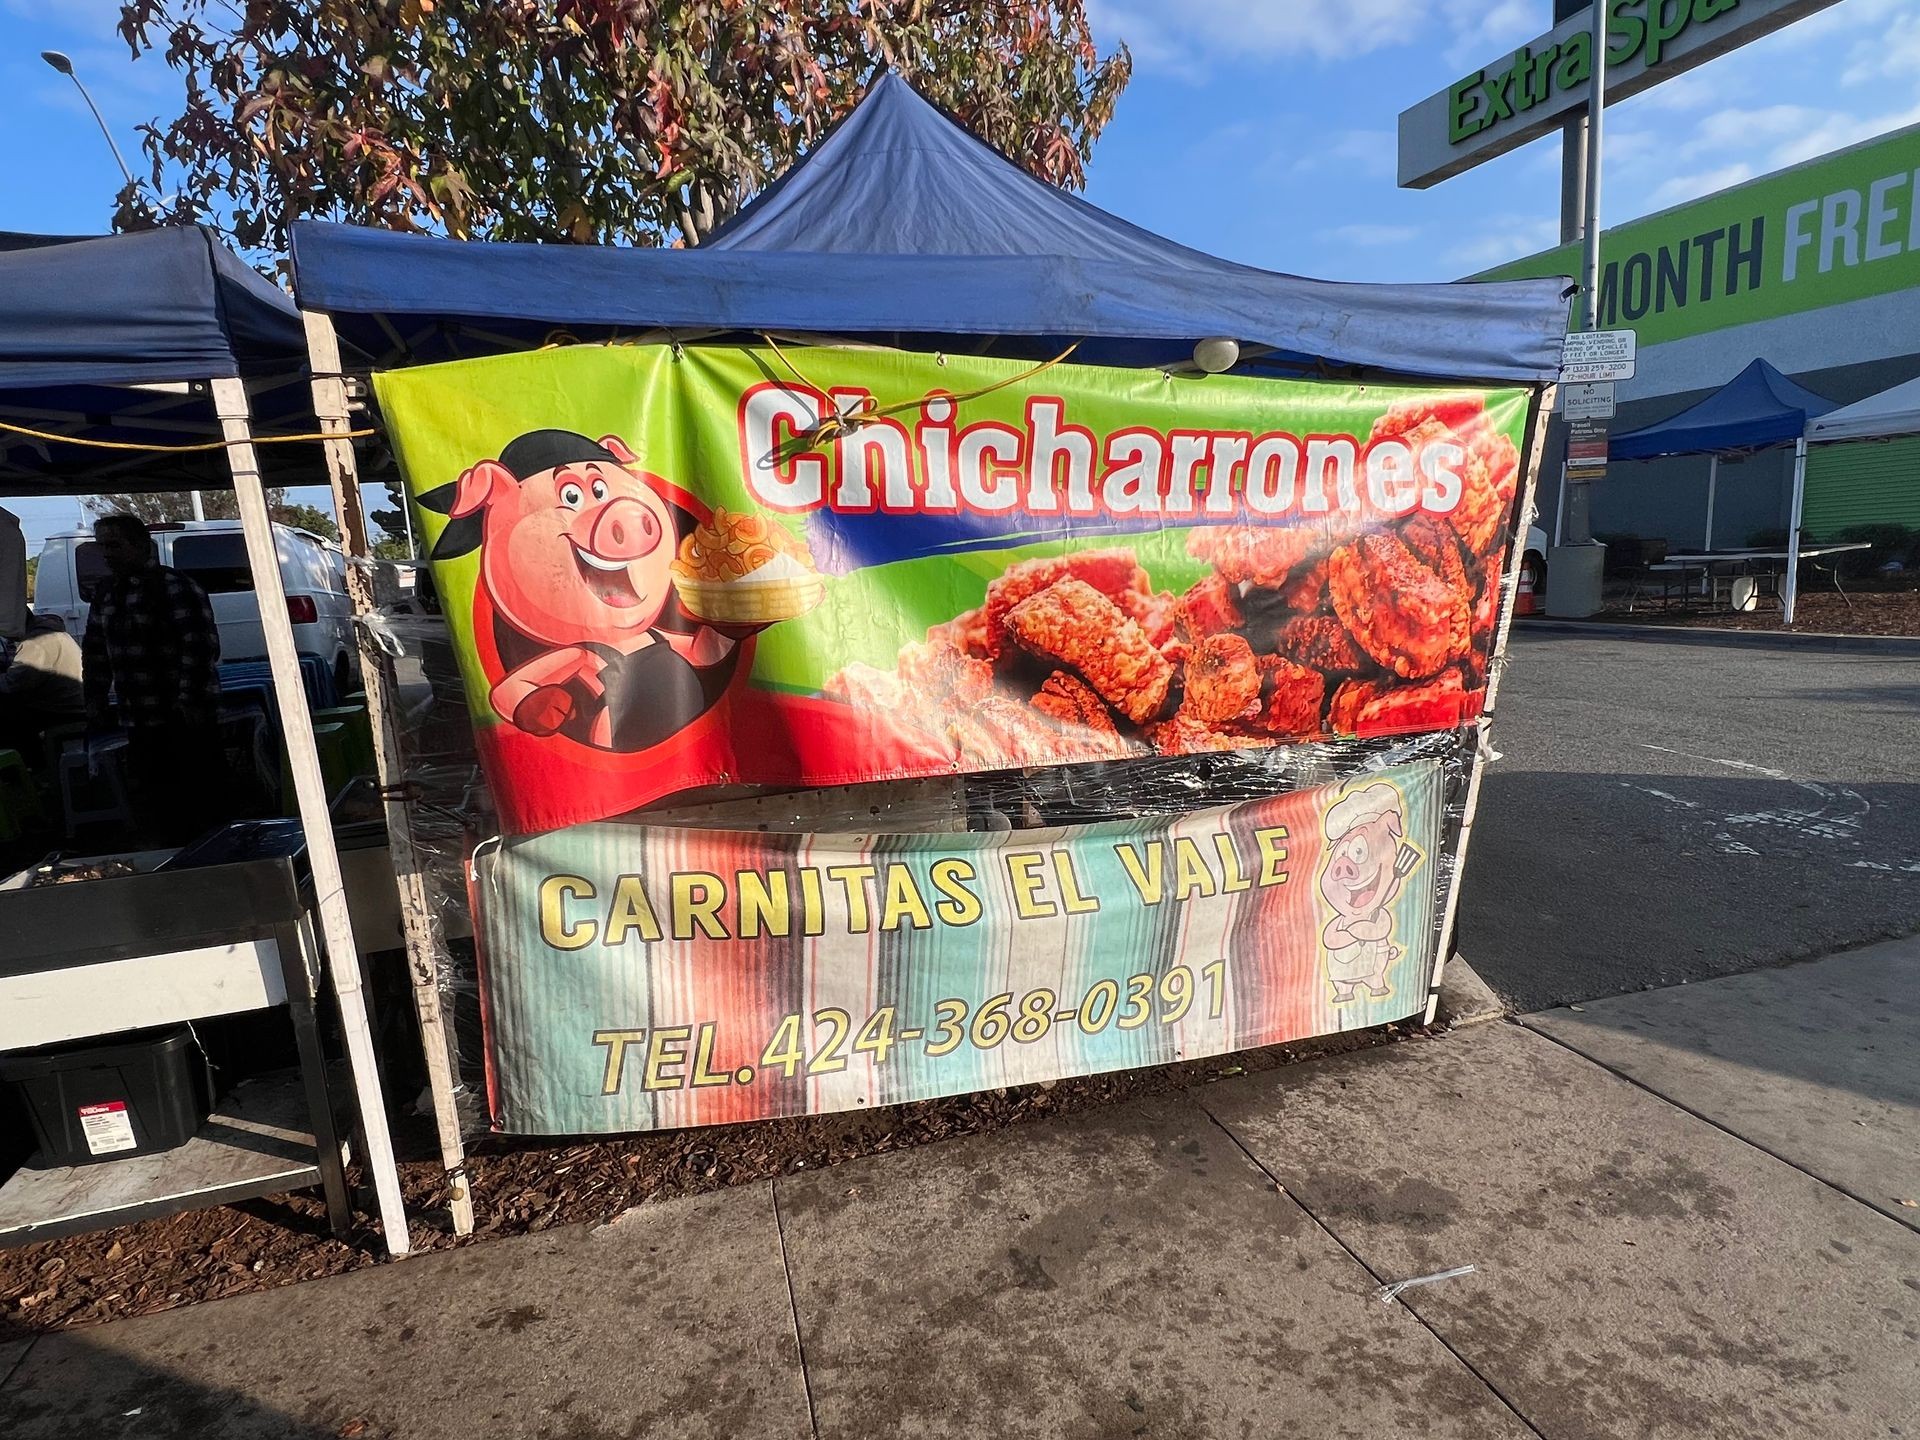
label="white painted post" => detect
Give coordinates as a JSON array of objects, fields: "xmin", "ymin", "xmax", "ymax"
[
  {"xmin": 1703, "ymin": 454, "xmax": 1719, "ymax": 551},
  {"xmin": 301, "ymin": 310, "xmax": 475, "ymax": 1236},
  {"xmin": 211, "ymin": 376, "xmax": 412, "ymax": 1257},
  {"xmin": 1783, "ymin": 436, "xmax": 1808, "ymax": 625}
]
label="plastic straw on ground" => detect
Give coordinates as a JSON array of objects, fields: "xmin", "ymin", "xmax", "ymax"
[{"xmin": 1377, "ymin": 1264, "xmax": 1477, "ymax": 1303}]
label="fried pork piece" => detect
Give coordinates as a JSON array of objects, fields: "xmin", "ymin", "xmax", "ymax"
[
  {"xmin": 1399, "ymin": 514, "xmax": 1475, "ymax": 665},
  {"xmin": 1146, "ymin": 712, "xmax": 1278, "ymax": 756},
  {"xmin": 1373, "ymin": 396, "xmax": 1520, "ymax": 561},
  {"xmin": 1277, "ymin": 615, "xmax": 1370, "ymax": 676},
  {"xmin": 1370, "ymin": 393, "xmax": 1487, "ymax": 443},
  {"xmin": 1274, "ymin": 557, "xmax": 1330, "ymax": 615},
  {"xmin": 1327, "ymin": 532, "xmax": 1471, "ymax": 680},
  {"xmin": 1450, "ymin": 428, "xmax": 1522, "ymax": 558},
  {"xmin": 1120, "ymin": 588, "xmax": 1179, "ymax": 651},
  {"xmin": 928, "ymin": 605, "xmax": 992, "ymax": 659},
  {"xmin": 1329, "ymin": 669, "xmax": 1478, "ymax": 737},
  {"xmin": 1187, "ymin": 524, "xmax": 1322, "ymax": 588},
  {"xmin": 982, "ymin": 549, "xmax": 1148, "ymax": 656},
  {"xmin": 1176, "ymin": 573, "xmax": 1243, "ymax": 639},
  {"xmin": 1254, "ymin": 655, "xmax": 1327, "ymax": 737},
  {"xmin": 824, "ymin": 662, "xmax": 909, "ymax": 712},
  {"xmin": 896, "ymin": 637, "xmax": 995, "ymax": 705},
  {"xmin": 1181, "ymin": 634, "xmax": 1261, "ymax": 725},
  {"xmin": 1004, "ymin": 579, "xmax": 1173, "ymax": 725},
  {"xmin": 946, "ymin": 696, "xmax": 1068, "ymax": 767},
  {"xmin": 1032, "ymin": 670, "xmax": 1121, "ymax": 734}
]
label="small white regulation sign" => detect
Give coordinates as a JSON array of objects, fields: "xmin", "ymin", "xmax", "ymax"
[
  {"xmin": 1560, "ymin": 330, "xmax": 1636, "ymax": 384},
  {"xmin": 1559, "ymin": 381, "xmax": 1616, "ymax": 420}
]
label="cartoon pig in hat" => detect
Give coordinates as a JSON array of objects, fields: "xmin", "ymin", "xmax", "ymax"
[
  {"xmin": 428, "ymin": 429, "xmax": 754, "ymax": 752},
  {"xmin": 1319, "ymin": 781, "xmax": 1416, "ymax": 1003}
]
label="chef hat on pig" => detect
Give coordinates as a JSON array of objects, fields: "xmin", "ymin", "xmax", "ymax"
[{"xmin": 1324, "ymin": 782, "xmax": 1402, "ymax": 841}]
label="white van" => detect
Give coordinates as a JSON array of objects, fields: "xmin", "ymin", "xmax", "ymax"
[{"xmin": 33, "ymin": 520, "xmax": 359, "ymax": 696}]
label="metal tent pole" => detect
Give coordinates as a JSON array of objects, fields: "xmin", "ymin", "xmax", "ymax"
[
  {"xmin": 301, "ymin": 311, "xmax": 474, "ymax": 1236},
  {"xmin": 1704, "ymin": 454, "xmax": 1719, "ymax": 551},
  {"xmin": 1784, "ymin": 436, "xmax": 1808, "ymax": 625},
  {"xmin": 211, "ymin": 375, "xmax": 412, "ymax": 1257}
]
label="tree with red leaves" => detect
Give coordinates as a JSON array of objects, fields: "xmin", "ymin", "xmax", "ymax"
[{"xmin": 114, "ymin": 1, "xmax": 1130, "ymax": 255}]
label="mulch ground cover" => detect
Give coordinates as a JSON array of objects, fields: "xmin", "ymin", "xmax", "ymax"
[
  {"xmin": 1, "ymin": 1017, "xmax": 1427, "ymax": 1340},
  {"xmin": 1593, "ymin": 588, "xmax": 1920, "ymax": 637}
]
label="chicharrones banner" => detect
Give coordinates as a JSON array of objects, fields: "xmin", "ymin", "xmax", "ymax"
[
  {"xmin": 376, "ymin": 345, "xmax": 1528, "ymax": 835},
  {"xmin": 470, "ymin": 761, "xmax": 1441, "ymax": 1134}
]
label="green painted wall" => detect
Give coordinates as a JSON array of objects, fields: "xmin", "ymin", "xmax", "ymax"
[{"xmin": 1803, "ymin": 436, "xmax": 1920, "ymax": 536}]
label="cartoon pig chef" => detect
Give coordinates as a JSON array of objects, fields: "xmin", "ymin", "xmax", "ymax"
[
  {"xmin": 1318, "ymin": 782, "xmax": 1417, "ymax": 1003},
  {"xmin": 430, "ymin": 429, "xmax": 756, "ymax": 752}
]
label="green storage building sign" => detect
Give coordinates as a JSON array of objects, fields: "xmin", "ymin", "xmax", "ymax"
[{"xmin": 1477, "ymin": 123, "xmax": 1920, "ymax": 350}]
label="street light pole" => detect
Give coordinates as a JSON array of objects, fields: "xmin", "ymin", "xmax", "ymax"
[{"xmin": 40, "ymin": 51, "xmax": 136, "ymax": 191}]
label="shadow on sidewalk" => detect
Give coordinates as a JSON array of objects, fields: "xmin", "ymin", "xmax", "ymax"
[{"xmin": 2, "ymin": 1334, "xmax": 347, "ymax": 1440}]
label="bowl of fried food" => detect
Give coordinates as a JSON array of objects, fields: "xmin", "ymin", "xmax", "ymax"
[{"xmin": 670, "ymin": 506, "xmax": 826, "ymax": 626}]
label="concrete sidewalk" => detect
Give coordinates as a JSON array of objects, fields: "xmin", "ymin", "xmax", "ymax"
[{"xmin": 4, "ymin": 941, "xmax": 1916, "ymax": 1439}]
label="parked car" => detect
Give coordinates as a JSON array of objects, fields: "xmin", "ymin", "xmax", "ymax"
[
  {"xmin": 33, "ymin": 520, "xmax": 359, "ymax": 697},
  {"xmin": 1520, "ymin": 523, "xmax": 1549, "ymax": 600}
]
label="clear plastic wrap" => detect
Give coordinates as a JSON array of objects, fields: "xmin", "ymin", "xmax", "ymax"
[{"xmin": 355, "ymin": 553, "xmax": 1488, "ymax": 1138}]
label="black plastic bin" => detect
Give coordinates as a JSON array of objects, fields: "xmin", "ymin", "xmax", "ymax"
[{"xmin": 0, "ymin": 1025, "xmax": 213, "ymax": 1168}]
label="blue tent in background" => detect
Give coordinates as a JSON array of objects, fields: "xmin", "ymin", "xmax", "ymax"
[
  {"xmin": 1610, "ymin": 358, "xmax": 1838, "ymax": 460},
  {"xmin": 291, "ymin": 73, "xmax": 1570, "ymax": 384},
  {"xmin": 1608, "ymin": 359, "xmax": 1842, "ymax": 619},
  {"xmin": 0, "ymin": 227, "xmax": 320, "ymax": 496}
]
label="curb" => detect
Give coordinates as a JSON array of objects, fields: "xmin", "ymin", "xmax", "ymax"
[
  {"xmin": 1514, "ymin": 617, "xmax": 1920, "ymax": 655},
  {"xmin": 1433, "ymin": 955, "xmax": 1506, "ymax": 1030}
]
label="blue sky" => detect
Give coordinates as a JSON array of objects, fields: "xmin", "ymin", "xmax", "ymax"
[{"xmin": 4, "ymin": 0, "xmax": 1919, "ymax": 548}]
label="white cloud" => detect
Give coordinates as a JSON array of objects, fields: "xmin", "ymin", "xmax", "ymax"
[
  {"xmin": 1319, "ymin": 223, "xmax": 1420, "ymax": 247},
  {"xmin": 1292, "ymin": 128, "xmax": 1396, "ymax": 179},
  {"xmin": 1445, "ymin": 214, "xmax": 1562, "ymax": 274},
  {"xmin": 1766, "ymin": 101, "xmax": 1920, "ymax": 168},
  {"xmin": 1437, "ymin": 0, "xmax": 1538, "ymax": 70},
  {"xmin": 1841, "ymin": 7, "xmax": 1920, "ymax": 86},
  {"xmin": 1649, "ymin": 163, "xmax": 1755, "ymax": 208},
  {"xmin": 1089, "ymin": 0, "xmax": 1425, "ymax": 77},
  {"xmin": 1089, "ymin": 0, "xmax": 1543, "ymax": 79}
]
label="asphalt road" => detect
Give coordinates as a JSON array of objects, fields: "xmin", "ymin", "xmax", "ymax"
[{"xmin": 1458, "ymin": 627, "xmax": 1920, "ymax": 1011}]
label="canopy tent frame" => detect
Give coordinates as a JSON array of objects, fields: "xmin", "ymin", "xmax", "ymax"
[
  {"xmin": 287, "ymin": 71, "xmax": 1571, "ymax": 1194},
  {"xmin": 304, "ymin": 310, "xmax": 474, "ymax": 1237},
  {"xmin": 0, "ymin": 226, "xmax": 414, "ymax": 1255},
  {"xmin": 1609, "ymin": 359, "xmax": 1839, "ymax": 624}
]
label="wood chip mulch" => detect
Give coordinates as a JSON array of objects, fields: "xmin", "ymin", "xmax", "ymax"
[{"xmin": 1596, "ymin": 588, "xmax": 1920, "ymax": 637}]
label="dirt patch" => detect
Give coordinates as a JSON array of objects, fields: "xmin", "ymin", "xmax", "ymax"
[
  {"xmin": 0, "ymin": 1019, "xmax": 1428, "ymax": 1338},
  {"xmin": 1595, "ymin": 588, "xmax": 1920, "ymax": 638}
]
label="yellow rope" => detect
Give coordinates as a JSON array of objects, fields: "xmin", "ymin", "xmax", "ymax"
[
  {"xmin": 0, "ymin": 417, "xmax": 374, "ymax": 455},
  {"xmin": 760, "ymin": 334, "xmax": 1082, "ymax": 451}
]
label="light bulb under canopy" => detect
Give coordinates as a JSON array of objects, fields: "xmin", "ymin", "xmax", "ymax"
[{"xmin": 1192, "ymin": 337, "xmax": 1240, "ymax": 374}]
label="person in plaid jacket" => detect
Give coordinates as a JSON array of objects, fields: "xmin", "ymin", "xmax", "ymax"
[{"xmin": 83, "ymin": 514, "xmax": 229, "ymax": 844}]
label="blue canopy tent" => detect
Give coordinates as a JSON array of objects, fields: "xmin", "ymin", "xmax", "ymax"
[
  {"xmin": 1608, "ymin": 358, "xmax": 1839, "ymax": 621},
  {"xmin": 0, "ymin": 225, "xmax": 410, "ymax": 1253},
  {"xmin": 0, "ymin": 228, "xmax": 329, "ymax": 497},
  {"xmin": 290, "ymin": 73, "xmax": 1571, "ymax": 385}
]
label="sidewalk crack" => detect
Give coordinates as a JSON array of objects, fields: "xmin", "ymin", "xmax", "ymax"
[
  {"xmin": 0, "ymin": 1335, "xmax": 35, "ymax": 1391},
  {"xmin": 1189, "ymin": 1092, "xmax": 1549, "ymax": 1440},
  {"xmin": 769, "ymin": 1179, "xmax": 822, "ymax": 1440}
]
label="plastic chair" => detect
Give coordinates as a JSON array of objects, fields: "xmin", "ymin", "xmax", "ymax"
[
  {"xmin": 57, "ymin": 735, "xmax": 132, "ymax": 836},
  {"xmin": 311, "ymin": 704, "xmax": 376, "ymax": 780},
  {"xmin": 279, "ymin": 722, "xmax": 354, "ymax": 814}
]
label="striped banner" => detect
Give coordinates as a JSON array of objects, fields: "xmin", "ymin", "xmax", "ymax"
[{"xmin": 471, "ymin": 760, "xmax": 1441, "ymax": 1134}]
